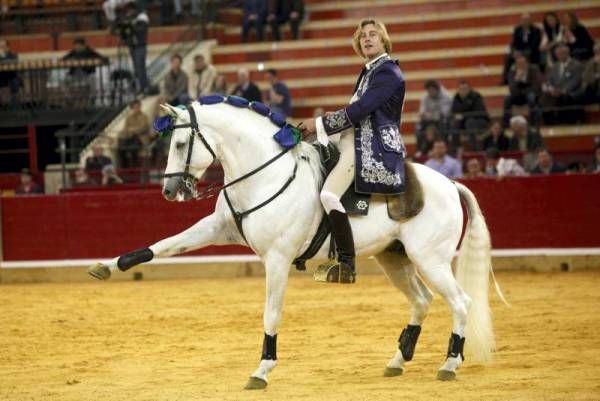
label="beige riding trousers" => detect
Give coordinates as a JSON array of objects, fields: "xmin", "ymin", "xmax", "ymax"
[{"xmin": 320, "ymin": 128, "xmax": 355, "ymax": 214}]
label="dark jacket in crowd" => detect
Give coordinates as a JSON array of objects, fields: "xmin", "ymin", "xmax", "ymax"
[
  {"xmin": 566, "ymin": 23, "xmax": 595, "ymax": 62},
  {"xmin": 85, "ymin": 155, "xmax": 113, "ymax": 172},
  {"xmin": 231, "ymin": 81, "xmax": 262, "ymax": 102},
  {"xmin": 511, "ymin": 24, "xmax": 542, "ymax": 64},
  {"xmin": 244, "ymin": 0, "xmax": 268, "ymax": 21},
  {"xmin": 116, "ymin": 10, "xmax": 149, "ymax": 48},
  {"xmin": 482, "ymin": 132, "xmax": 511, "ymax": 152},
  {"xmin": 62, "ymin": 46, "xmax": 106, "ymax": 76},
  {"xmin": 269, "ymin": 0, "xmax": 304, "ymax": 21},
  {"xmin": 451, "ymin": 90, "xmax": 489, "ymax": 121},
  {"xmin": 531, "ymin": 162, "xmax": 567, "ymax": 175},
  {"xmin": 508, "ymin": 64, "xmax": 542, "ymax": 99}
]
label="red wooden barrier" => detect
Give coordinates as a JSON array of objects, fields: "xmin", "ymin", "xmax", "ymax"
[{"xmin": 1, "ymin": 174, "xmax": 599, "ymax": 261}]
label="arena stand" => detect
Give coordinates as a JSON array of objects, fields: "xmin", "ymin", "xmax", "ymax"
[{"xmin": 1, "ymin": 0, "xmax": 599, "ymax": 277}]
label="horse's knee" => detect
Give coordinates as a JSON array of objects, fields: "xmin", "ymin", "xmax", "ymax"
[{"xmin": 320, "ymin": 190, "xmax": 345, "ymax": 214}]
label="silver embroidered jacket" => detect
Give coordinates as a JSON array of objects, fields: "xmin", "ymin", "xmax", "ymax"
[{"xmin": 322, "ymin": 55, "xmax": 406, "ymax": 194}]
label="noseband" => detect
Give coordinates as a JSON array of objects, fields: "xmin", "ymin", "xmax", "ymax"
[{"xmin": 163, "ymin": 105, "xmax": 298, "ymax": 243}]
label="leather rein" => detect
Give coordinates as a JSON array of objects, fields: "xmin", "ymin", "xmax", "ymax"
[{"xmin": 163, "ymin": 105, "xmax": 298, "ymax": 242}]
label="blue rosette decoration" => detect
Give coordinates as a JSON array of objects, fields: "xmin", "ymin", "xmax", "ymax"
[
  {"xmin": 153, "ymin": 115, "xmax": 174, "ymax": 138},
  {"xmin": 273, "ymin": 124, "xmax": 301, "ymax": 149}
]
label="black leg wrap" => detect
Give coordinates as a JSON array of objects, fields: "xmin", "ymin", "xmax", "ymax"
[
  {"xmin": 398, "ymin": 324, "xmax": 421, "ymax": 361},
  {"xmin": 446, "ymin": 333, "xmax": 465, "ymax": 361},
  {"xmin": 117, "ymin": 248, "xmax": 154, "ymax": 271},
  {"xmin": 261, "ymin": 333, "xmax": 277, "ymax": 361}
]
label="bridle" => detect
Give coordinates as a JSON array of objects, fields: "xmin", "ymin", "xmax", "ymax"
[{"xmin": 163, "ymin": 104, "xmax": 298, "ymax": 242}]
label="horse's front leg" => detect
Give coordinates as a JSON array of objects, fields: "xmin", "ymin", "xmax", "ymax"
[
  {"xmin": 245, "ymin": 251, "xmax": 291, "ymax": 390},
  {"xmin": 87, "ymin": 212, "xmax": 233, "ymax": 280}
]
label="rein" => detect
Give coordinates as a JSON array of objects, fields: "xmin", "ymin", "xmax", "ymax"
[{"xmin": 164, "ymin": 104, "xmax": 298, "ymax": 243}]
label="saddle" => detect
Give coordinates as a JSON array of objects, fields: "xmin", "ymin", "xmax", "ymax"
[{"xmin": 292, "ymin": 144, "xmax": 424, "ymax": 270}]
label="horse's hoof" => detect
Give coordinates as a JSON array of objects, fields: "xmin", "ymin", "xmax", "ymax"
[
  {"xmin": 437, "ymin": 369, "xmax": 456, "ymax": 381},
  {"xmin": 383, "ymin": 367, "xmax": 403, "ymax": 377},
  {"xmin": 88, "ymin": 263, "xmax": 111, "ymax": 280},
  {"xmin": 244, "ymin": 376, "xmax": 267, "ymax": 390}
]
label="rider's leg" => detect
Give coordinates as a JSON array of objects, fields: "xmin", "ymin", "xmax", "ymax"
[{"xmin": 319, "ymin": 130, "xmax": 356, "ymax": 281}]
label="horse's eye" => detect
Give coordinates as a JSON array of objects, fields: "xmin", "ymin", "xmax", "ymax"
[{"xmin": 175, "ymin": 141, "xmax": 186, "ymax": 150}]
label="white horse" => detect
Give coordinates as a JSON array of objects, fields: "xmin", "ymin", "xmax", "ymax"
[{"xmin": 89, "ymin": 99, "xmax": 503, "ymax": 388}]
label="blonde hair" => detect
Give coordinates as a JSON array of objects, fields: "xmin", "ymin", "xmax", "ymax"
[{"xmin": 352, "ymin": 19, "xmax": 392, "ymax": 59}]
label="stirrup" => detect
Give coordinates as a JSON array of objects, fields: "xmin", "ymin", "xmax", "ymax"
[{"xmin": 314, "ymin": 260, "xmax": 355, "ymax": 284}]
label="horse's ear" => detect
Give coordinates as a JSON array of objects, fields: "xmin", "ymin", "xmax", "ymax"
[{"xmin": 159, "ymin": 103, "xmax": 178, "ymax": 117}]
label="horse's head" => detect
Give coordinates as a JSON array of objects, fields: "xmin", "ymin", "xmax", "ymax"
[{"xmin": 160, "ymin": 103, "xmax": 217, "ymax": 201}]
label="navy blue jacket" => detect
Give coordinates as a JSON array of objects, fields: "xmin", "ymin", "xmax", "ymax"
[{"xmin": 322, "ymin": 55, "xmax": 406, "ymax": 194}]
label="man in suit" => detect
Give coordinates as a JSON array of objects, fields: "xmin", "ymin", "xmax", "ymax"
[
  {"xmin": 531, "ymin": 148, "xmax": 567, "ymax": 175},
  {"xmin": 540, "ymin": 44, "xmax": 584, "ymax": 125},
  {"xmin": 231, "ymin": 68, "xmax": 262, "ymax": 102},
  {"xmin": 503, "ymin": 52, "xmax": 542, "ymax": 126},
  {"xmin": 502, "ymin": 13, "xmax": 542, "ymax": 83}
]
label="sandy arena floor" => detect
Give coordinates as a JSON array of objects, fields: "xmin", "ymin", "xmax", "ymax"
[{"xmin": 1, "ymin": 270, "xmax": 599, "ymax": 401}]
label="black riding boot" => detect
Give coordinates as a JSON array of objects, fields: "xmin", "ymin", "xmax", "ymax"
[{"xmin": 320, "ymin": 209, "xmax": 356, "ymax": 283}]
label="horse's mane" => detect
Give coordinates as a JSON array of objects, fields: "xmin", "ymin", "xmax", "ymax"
[{"xmin": 194, "ymin": 96, "xmax": 324, "ymax": 191}]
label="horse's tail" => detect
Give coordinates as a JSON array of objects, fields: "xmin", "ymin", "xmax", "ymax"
[{"xmin": 455, "ymin": 182, "xmax": 507, "ymax": 362}]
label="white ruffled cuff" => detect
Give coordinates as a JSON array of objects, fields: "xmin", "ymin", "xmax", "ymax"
[{"xmin": 315, "ymin": 116, "xmax": 329, "ymax": 146}]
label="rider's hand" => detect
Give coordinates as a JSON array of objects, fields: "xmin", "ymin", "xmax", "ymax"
[{"xmin": 299, "ymin": 118, "xmax": 316, "ymax": 140}]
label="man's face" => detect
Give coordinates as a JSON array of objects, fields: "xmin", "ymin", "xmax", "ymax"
[
  {"xmin": 171, "ymin": 58, "xmax": 181, "ymax": 71},
  {"xmin": 426, "ymin": 86, "xmax": 439, "ymax": 98},
  {"xmin": 490, "ymin": 122, "xmax": 502, "ymax": 136},
  {"xmin": 74, "ymin": 43, "xmax": 85, "ymax": 53},
  {"xmin": 359, "ymin": 23, "xmax": 385, "ymax": 60},
  {"xmin": 131, "ymin": 102, "xmax": 141, "ymax": 113},
  {"xmin": 194, "ymin": 57, "xmax": 206, "ymax": 71},
  {"xmin": 21, "ymin": 173, "xmax": 32, "ymax": 185},
  {"xmin": 537, "ymin": 151, "xmax": 552, "ymax": 168},
  {"xmin": 521, "ymin": 13, "xmax": 532, "ymax": 28},
  {"xmin": 93, "ymin": 146, "xmax": 103, "ymax": 156},
  {"xmin": 458, "ymin": 83, "xmax": 470, "ymax": 98},
  {"xmin": 264, "ymin": 72, "xmax": 275, "ymax": 85},
  {"xmin": 237, "ymin": 70, "xmax": 249, "ymax": 85},
  {"xmin": 432, "ymin": 141, "xmax": 447, "ymax": 158},
  {"xmin": 510, "ymin": 121, "xmax": 526, "ymax": 136},
  {"xmin": 468, "ymin": 159, "xmax": 482, "ymax": 174}
]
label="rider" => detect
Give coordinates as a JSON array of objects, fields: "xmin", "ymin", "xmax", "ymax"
[{"xmin": 300, "ymin": 19, "xmax": 406, "ymax": 283}]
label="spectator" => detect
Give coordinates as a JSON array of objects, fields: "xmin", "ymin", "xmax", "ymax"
[
  {"xmin": 464, "ymin": 158, "xmax": 484, "ymax": 179},
  {"xmin": 0, "ymin": 39, "xmax": 19, "ymax": 109},
  {"xmin": 418, "ymin": 79, "xmax": 451, "ymax": 144},
  {"xmin": 102, "ymin": 164, "xmax": 124, "ymax": 185},
  {"xmin": 119, "ymin": 99, "xmax": 150, "ymax": 168},
  {"xmin": 15, "ymin": 168, "xmax": 43, "ymax": 195},
  {"xmin": 162, "ymin": 54, "xmax": 189, "ymax": 106},
  {"xmin": 450, "ymin": 80, "xmax": 489, "ymax": 151},
  {"xmin": 592, "ymin": 144, "xmax": 600, "ymax": 173},
  {"xmin": 539, "ymin": 12, "xmax": 562, "ymax": 70},
  {"xmin": 502, "ymin": 12, "xmax": 542, "ymax": 83},
  {"xmin": 540, "ymin": 44, "xmax": 584, "ymax": 125},
  {"xmin": 578, "ymin": 43, "xmax": 600, "ymax": 105},
  {"xmin": 531, "ymin": 148, "xmax": 567, "ymax": 175},
  {"xmin": 190, "ymin": 54, "xmax": 217, "ymax": 99},
  {"xmin": 242, "ymin": 0, "xmax": 267, "ymax": 43},
  {"xmin": 424, "ymin": 138, "xmax": 462, "ymax": 178},
  {"xmin": 415, "ymin": 124, "xmax": 440, "ymax": 159},
  {"xmin": 116, "ymin": 2, "xmax": 149, "ymax": 93},
  {"xmin": 482, "ymin": 120, "xmax": 510, "ymax": 151},
  {"xmin": 211, "ymin": 73, "xmax": 228, "ymax": 96},
  {"xmin": 267, "ymin": 0, "xmax": 304, "ymax": 41},
  {"xmin": 561, "ymin": 12, "xmax": 595, "ymax": 62},
  {"xmin": 508, "ymin": 115, "xmax": 543, "ymax": 172},
  {"xmin": 503, "ymin": 52, "xmax": 542, "ymax": 126},
  {"xmin": 231, "ymin": 68, "xmax": 262, "ymax": 102},
  {"xmin": 62, "ymin": 37, "xmax": 106, "ymax": 77},
  {"xmin": 72, "ymin": 168, "xmax": 97, "ymax": 187},
  {"xmin": 484, "ymin": 147, "xmax": 526, "ymax": 177},
  {"xmin": 85, "ymin": 144, "xmax": 113, "ymax": 172},
  {"xmin": 264, "ymin": 68, "xmax": 291, "ymax": 116}
]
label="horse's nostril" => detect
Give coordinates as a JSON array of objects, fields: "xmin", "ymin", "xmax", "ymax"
[{"xmin": 163, "ymin": 188, "xmax": 171, "ymax": 197}]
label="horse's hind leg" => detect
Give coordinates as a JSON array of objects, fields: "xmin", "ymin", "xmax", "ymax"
[
  {"xmin": 375, "ymin": 250, "xmax": 433, "ymax": 377},
  {"xmin": 417, "ymin": 261, "xmax": 471, "ymax": 381}
]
